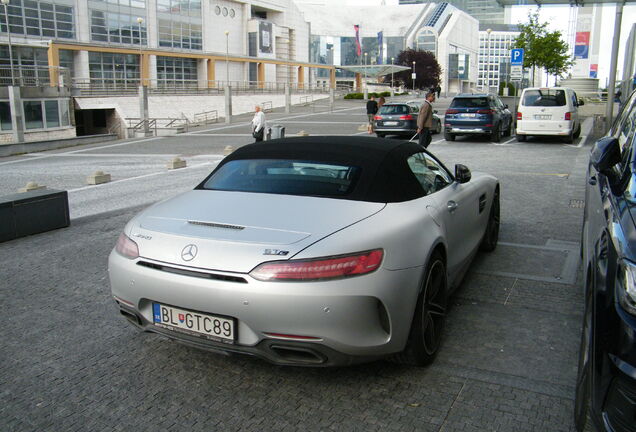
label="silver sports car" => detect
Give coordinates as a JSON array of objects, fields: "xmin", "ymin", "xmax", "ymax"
[{"xmin": 109, "ymin": 136, "xmax": 500, "ymax": 366}]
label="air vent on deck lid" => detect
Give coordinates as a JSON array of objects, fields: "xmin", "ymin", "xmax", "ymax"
[{"xmin": 187, "ymin": 220, "xmax": 245, "ymax": 230}]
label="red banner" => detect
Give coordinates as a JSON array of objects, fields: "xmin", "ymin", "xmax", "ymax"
[{"xmin": 354, "ymin": 25, "xmax": 361, "ymax": 57}]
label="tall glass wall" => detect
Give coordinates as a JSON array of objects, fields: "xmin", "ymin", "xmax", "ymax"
[
  {"xmin": 156, "ymin": 56, "xmax": 197, "ymax": 87},
  {"xmin": 0, "ymin": 0, "xmax": 74, "ymax": 39},
  {"xmin": 89, "ymin": 0, "xmax": 147, "ymax": 45},
  {"xmin": 88, "ymin": 51, "xmax": 139, "ymax": 87},
  {"xmin": 157, "ymin": 0, "xmax": 202, "ymax": 50}
]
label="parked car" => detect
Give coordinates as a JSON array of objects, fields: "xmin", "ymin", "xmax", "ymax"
[
  {"xmin": 109, "ymin": 136, "xmax": 500, "ymax": 367},
  {"xmin": 443, "ymin": 93, "xmax": 512, "ymax": 142},
  {"xmin": 374, "ymin": 102, "xmax": 441, "ymax": 139},
  {"xmin": 516, "ymin": 87, "xmax": 584, "ymax": 143},
  {"xmin": 576, "ymin": 89, "xmax": 636, "ymax": 432}
]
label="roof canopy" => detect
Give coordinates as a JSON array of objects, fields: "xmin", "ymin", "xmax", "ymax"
[
  {"xmin": 337, "ymin": 65, "xmax": 411, "ymax": 77},
  {"xmin": 495, "ymin": 0, "xmax": 635, "ymax": 5}
]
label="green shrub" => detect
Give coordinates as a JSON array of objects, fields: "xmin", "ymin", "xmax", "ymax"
[
  {"xmin": 344, "ymin": 93, "xmax": 364, "ymax": 99},
  {"xmin": 498, "ymin": 82, "xmax": 518, "ymax": 96}
]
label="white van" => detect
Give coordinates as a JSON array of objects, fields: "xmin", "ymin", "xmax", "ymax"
[{"xmin": 516, "ymin": 87, "xmax": 584, "ymax": 143}]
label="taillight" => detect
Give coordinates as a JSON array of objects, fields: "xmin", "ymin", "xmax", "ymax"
[
  {"xmin": 250, "ymin": 249, "xmax": 384, "ymax": 281},
  {"xmin": 445, "ymin": 109, "xmax": 458, "ymax": 114},
  {"xmin": 565, "ymin": 112, "xmax": 571, "ymax": 120},
  {"xmin": 115, "ymin": 233, "xmax": 139, "ymax": 259},
  {"xmin": 374, "ymin": 115, "xmax": 383, "ymax": 121},
  {"xmin": 477, "ymin": 109, "xmax": 495, "ymax": 114},
  {"xmin": 517, "ymin": 112, "xmax": 522, "ymax": 120},
  {"xmin": 399, "ymin": 114, "xmax": 414, "ymax": 120}
]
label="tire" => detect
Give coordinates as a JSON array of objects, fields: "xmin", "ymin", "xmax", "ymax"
[
  {"xmin": 516, "ymin": 134, "xmax": 526, "ymax": 142},
  {"xmin": 376, "ymin": 133, "xmax": 385, "ymax": 138},
  {"xmin": 395, "ymin": 252, "xmax": 448, "ymax": 366},
  {"xmin": 435, "ymin": 121, "xmax": 442, "ymax": 135},
  {"xmin": 480, "ymin": 188, "xmax": 500, "ymax": 252},
  {"xmin": 490, "ymin": 125, "xmax": 501, "ymax": 143},
  {"xmin": 563, "ymin": 130, "xmax": 575, "ymax": 144},
  {"xmin": 504, "ymin": 120, "xmax": 512, "ymax": 137},
  {"xmin": 574, "ymin": 274, "xmax": 595, "ymax": 432},
  {"xmin": 574, "ymin": 123, "xmax": 581, "ymax": 139},
  {"xmin": 444, "ymin": 132, "xmax": 455, "ymax": 141}
]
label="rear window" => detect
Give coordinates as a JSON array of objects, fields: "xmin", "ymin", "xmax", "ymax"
[
  {"xmin": 202, "ymin": 159, "xmax": 360, "ymax": 197},
  {"xmin": 450, "ymin": 98, "xmax": 489, "ymax": 108},
  {"xmin": 522, "ymin": 90, "xmax": 566, "ymax": 107},
  {"xmin": 379, "ymin": 105, "xmax": 409, "ymax": 115}
]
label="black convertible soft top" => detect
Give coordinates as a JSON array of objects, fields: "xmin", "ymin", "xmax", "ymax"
[{"xmin": 198, "ymin": 136, "xmax": 444, "ymax": 203}]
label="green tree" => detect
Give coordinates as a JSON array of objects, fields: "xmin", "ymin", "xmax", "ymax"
[
  {"xmin": 392, "ymin": 49, "xmax": 441, "ymax": 90},
  {"xmin": 514, "ymin": 11, "xmax": 573, "ymax": 86}
]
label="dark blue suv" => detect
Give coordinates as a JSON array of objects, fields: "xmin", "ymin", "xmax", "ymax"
[
  {"xmin": 444, "ymin": 94, "xmax": 512, "ymax": 142},
  {"xmin": 577, "ymin": 89, "xmax": 636, "ymax": 432}
]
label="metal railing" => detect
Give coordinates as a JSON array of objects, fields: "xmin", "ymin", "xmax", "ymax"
[
  {"xmin": 0, "ymin": 65, "xmax": 71, "ymax": 87},
  {"xmin": 299, "ymin": 95, "xmax": 313, "ymax": 106},
  {"xmin": 193, "ymin": 110, "xmax": 218, "ymax": 124}
]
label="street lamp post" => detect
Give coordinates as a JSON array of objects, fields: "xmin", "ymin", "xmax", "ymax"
[
  {"xmin": 391, "ymin": 57, "xmax": 394, "ymax": 89},
  {"xmin": 224, "ymin": 30, "xmax": 229, "ymax": 88},
  {"xmin": 137, "ymin": 17, "xmax": 144, "ymax": 86},
  {"xmin": 364, "ymin": 52, "xmax": 368, "ymax": 87},
  {"xmin": 486, "ymin": 28, "xmax": 492, "ymax": 94},
  {"xmin": 412, "ymin": 61, "xmax": 416, "ymax": 93},
  {"xmin": 1, "ymin": 0, "xmax": 15, "ymax": 85}
]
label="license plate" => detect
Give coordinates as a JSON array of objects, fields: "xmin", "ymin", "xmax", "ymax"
[
  {"xmin": 534, "ymin": 114, "xmax": 551, "ymax": 120},
  {"xmin": 461, "ymin": 113, "xmax": 476, "ymax": 118},
  {"xmin": 153, "ymin": 303, "xmax": 235, "ymax": 343},
  {"xmin": 384, "ymin": 121, "xmax": 398, "ymax": 126}
]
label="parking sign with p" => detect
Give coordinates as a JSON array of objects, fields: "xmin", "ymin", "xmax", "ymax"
[{"xmin": 511, "ymin": 48, "xmax": 524, "ymax": 66}]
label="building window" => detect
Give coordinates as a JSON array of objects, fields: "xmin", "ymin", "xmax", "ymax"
[
  {"xmin": 20, "ymin": 99, "xmax": 69, "ymax": 130},
  {"xmin": 0, "ymin": 102, "xmax": 11, "ymax": 131},
  {"xmin": 214, "ymin": 5, "xmax": 220, "ymax": 14},
  {"xmin": 157, "ymin": 56, "xmax": 198, "ymax": 87},
  {"xmin": 90, "ymin": 10, "xmax": 147, "ymax": 45},
  {"xmin": 229, "ymin": 8, "xmax": 235, "ymax": 18},
  {"xmin": 157, "ymin": 0, "xmax": 202, "ymax": 50},
  {"xmin": 415, "ymin": 28, "xmax": 436, "ymax": 55},
  {"xmin": 89, "ymin": 52, "xmax": 139, "ymax": 87},
  {"xmin": 23, "ymin": 101, "xmax": 43, "ymax": 129},
  {"xmin": 0, "ymin": 0, "xmax": 74, "ymax": 39},
  {"xmin": 45, "ymin": 100, "xmax": 60, "ymax": 128}
]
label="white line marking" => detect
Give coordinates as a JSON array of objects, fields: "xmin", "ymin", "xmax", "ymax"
[
  {"xmin": 67, "ymin": 161, "xmax": 219, "ymax": 193},
  {"xmin": 431, "ymin": 139, "xmax": 444, "ymax": 144}
]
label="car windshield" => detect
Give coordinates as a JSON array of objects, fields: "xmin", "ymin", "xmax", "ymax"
[
  {"xmin": 450, "ymin": 98, "xmax": 489, "ymax": 108},
  {"xmin": 379, "ymin": 105, "xmax": 409, "ymax": 115},
  {"xmin": 522, "ymin": 90, "xmax": 567, "ymax": 107},
  {"xmin": 202, "ymin": 159, "xmax": 360, "ymax": 197}
]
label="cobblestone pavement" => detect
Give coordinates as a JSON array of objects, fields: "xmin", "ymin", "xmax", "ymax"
[{"xmin": 0, "ymin": 99, "xmax": 592, "ymax": 431}]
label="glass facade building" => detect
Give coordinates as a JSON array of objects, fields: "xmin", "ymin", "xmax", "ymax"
[
  {"xmin": 0, "ymin": 0, "xmax": 74, "ymax": 39},
  {"xmin": 399, "ymin": 0, "xmax": 504, "ymax": 25},
  {"xmin": 478, "ymin": 28, "xmax": 519, "ymax": 91}
]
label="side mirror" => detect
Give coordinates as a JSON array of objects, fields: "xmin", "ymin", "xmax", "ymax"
[
  {"xmin": 504, "ymin": 104, "xmax": 509, "ymax": 109},
  {"xmin": 455, "ymin": 164, "xmax": 471, "ymax": 184},
  {"xmin": 590, "ymin": 136, "xmax": 621, "ymax": 173},
  {"xmin": 433, "ymin": 109, "xmax": 438, "ymax": 114},
  {"xmin": 578, "ymin": 99, "xmax": 585, "ymax": 106}
]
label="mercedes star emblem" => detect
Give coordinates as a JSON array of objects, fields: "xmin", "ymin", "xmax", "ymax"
[{"xmin": 181, "ymin": 244, "xmax": 198, "ymax": 261}]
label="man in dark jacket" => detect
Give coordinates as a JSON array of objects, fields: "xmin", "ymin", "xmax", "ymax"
[
  {"xmin": 417, "ymin": 91, "xmax": 436, "ymax": 148},
  {"xmin": 366, "ymin": 96, "xmax": 378, "ymax": 133}
]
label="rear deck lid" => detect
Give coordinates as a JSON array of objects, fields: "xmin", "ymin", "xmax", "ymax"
[{"xmin": 130, "ymin": 190, "xmax": 385, "ymax": 273}]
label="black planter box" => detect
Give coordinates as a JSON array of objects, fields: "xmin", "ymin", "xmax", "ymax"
[{"xmin": 0, "ymin": 189, "xmax": 70, "ymax": 243}]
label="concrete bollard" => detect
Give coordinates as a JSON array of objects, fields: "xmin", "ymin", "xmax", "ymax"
[
  {"xmin": 223, "ymin": 145, "xmax": 234, "ymax": 155},
  {"xmin": 86, "ymin": 170, "xmax": 111, "ymax": 185},
  {"xmin": 167, "ymin": 157, "xmax": 186, "ymax": 170},
  {"xmin": 18, "ymin": 181, "xmax": 46, "ymax": 193},
  {"xmin": 297, "ymin": 130, "xmax": 309, "ymax": 136}
]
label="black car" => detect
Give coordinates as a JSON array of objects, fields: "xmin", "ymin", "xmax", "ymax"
[
  {"xmin": 443, "ymin": 94, "xmax": 512, "ymax": 142},
  {"xmin": 576, "ymin": 89, "xmax": 636, "ymax": 432},
  {"xmin": 373, "ymin": 102, "xmax": 441, "ymax": 139}
]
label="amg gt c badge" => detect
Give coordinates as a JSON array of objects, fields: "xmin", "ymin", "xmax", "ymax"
[{"xmin": 263, "ymin": 249, "xmax": 289, "ymax": 256}]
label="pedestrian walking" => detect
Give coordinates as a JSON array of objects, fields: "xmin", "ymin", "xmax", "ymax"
[
  {"xmin": 435, "ymin": 85, "xmax": 441, "ymax": 98},
  {"xmin": 417, "ymin": 91, "xmax": 436, "ymax": 149},
  {"xmin": 251, "ymin": 105, "xmax": 266, "ymax": 142},
  {"xmin": 366, "ymin": 96, "xmax": 378, "ymax": 134}
]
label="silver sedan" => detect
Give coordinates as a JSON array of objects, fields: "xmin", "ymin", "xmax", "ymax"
[{"xmin": 108, "ymin": 136, "xmax": 500, "ymax": 366}]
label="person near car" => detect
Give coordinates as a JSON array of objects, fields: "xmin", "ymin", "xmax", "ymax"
[
  {"xmin": 417, "ymin": 91, "xmax": 436, "ymax": 149},
  {"xmin": 435, "ymin": 85, "xmax": 441, "ymax": 98},
  {"xmin": 366, "ymin": 96, "xmax": 378, "ymax": 133},
  {"xmin": 251, "ymin": 105, "xmax": 266, "ymax": 142},
  {"xmin": 378, "ymin": 96, "xmax": 386, "ymax": 109}
]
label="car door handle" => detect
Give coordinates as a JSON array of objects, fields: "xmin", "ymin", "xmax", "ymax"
[
  {"xmin": 588, "ymin": 176, "xmax": 597, "ymax": 186},
  {"xmin": 447, "ymin": 200, "xmax": 458, "ymax": 213}
]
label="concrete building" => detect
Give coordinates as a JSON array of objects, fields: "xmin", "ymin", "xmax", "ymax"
[
  {"xmin": 478, "ymin": 24, "xmax": 519, "ymax": 94},
  {"xmin": 300, "ymin": 1, "xmax": 479, "ymax": 94}
]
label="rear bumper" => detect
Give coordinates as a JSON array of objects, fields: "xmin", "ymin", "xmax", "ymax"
[
  {"xmin": 445, "ymin": 125, "xmax": 493, "ymax": 134},
  {"xmin": 108, "ymin": 250, "xmax": 423, "ymax": 366},
  {"xmin": 516, "ymin": 120, "xmax": 574, "ymax": 136}
]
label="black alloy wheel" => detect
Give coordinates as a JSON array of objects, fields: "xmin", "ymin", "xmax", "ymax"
[
  {"xmin": 395, "ymin": 252, "xmax": 448, "ymax": 366},
  {"xmin": 444, "ymin": 132, "xmax": 455, "ymax": 141},
  {"xmin": 574, "ymin": 274, "xmax": 595, "ymax": 432},
  {"xmin": 516, "ymin": 134, "xmax": 526, "ymax": 142},
  {"xmin": 480, "ymin": 189, "xmax": 500, "ymax": 252}
]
